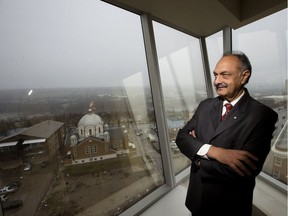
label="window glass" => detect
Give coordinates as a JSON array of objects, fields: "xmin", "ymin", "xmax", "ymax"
[
  {"xmin": 153, "ymin": 22, "xmax": 208, "ymax": 175},
  {"xmin": 233, "ymin": 9, "xmax": 287, "ymax": 185},
  {"xmin": 0, "ymin": 0, "xmax": 165, "ymax": 215},
  {"xmin": 206, "ymin": 31, "xmax": 223, "ymax": 96}
]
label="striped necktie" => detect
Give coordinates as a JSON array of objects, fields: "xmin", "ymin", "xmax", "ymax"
[{"xmin": 221, "ymin": 103, "xmax": 233, "ymax": 121}]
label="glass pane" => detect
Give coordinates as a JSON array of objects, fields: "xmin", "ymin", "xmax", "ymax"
[
  {"xmin": 232, "ymin": 9, "xmax": 287, "ymax": 185},
  {"xmin": 206, "ymin": 31, "xmax": 223, "ymax": 96},
  {"xmin": 153, "ymin": 22, "xmax": 208, "ymax": 175},
  {"xmin": 0, "ymin": 0, "xmax": 165, "ymax": 215}
]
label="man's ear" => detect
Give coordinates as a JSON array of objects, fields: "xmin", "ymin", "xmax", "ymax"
[{"xmin": 241, "ymin": 70, "xmax": 250, "ymax": 84}]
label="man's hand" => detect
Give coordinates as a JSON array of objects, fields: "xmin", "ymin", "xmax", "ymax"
[
  {"xmin": 207, "ymin": 146, "xmax": 258, "ymax": 176},
  {"xmin": 189, "ymin": 130, "xmax": 197, "ymax": 138}
]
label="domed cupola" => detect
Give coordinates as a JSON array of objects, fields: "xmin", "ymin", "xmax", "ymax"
[
  {"xmin": 70, "ymin": 134, "xmax": 78, "ymax": 146},
  {"xmin": 77, "ymin": 109, "xmax": 104, "ymax": 139}
]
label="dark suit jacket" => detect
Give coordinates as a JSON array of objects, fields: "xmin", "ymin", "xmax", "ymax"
[{"xmin": 176, "ymin": 89, "xmax": 278, "ymax": 216}]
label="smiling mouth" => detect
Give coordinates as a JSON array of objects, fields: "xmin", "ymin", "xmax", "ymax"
[
  {"xmin": 216, "ymin": 84, "xmax": 228, "ymax": 90},
  {"xmin": 217, "ymin": 86, "xmax": 226, "ymax": 90}
]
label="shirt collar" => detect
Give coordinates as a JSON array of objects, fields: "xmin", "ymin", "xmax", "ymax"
[{"xmin": 223, "ymin": 90, "xmax": 245, "ymax": 106}]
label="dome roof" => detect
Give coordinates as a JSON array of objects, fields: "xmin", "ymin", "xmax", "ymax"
[
  {"xmin": 70, "ymin": 134, "xmax": 77, "ymax": 139},
  {"xmin": 78, "ymin": 112, "xmax": 103, "ymax": 127}
]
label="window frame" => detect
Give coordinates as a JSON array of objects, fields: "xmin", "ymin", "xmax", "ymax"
[{"xmin": 121, "ymin": 9, "xmax": 287, "ymax": 215}]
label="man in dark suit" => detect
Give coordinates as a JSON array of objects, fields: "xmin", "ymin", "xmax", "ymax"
[{"xmin": 176, "ymin": 51, "xmax": 278, "ymax": 216}]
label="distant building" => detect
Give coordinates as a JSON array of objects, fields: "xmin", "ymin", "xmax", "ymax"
[
  {"xmin": 167, "ymin": 117, "xmax": 186, "ymax": 141},
  {"xmin": 64, "ymin": 107, "xmax": 132, "ymax": 166},
  {"xmin": 69, "ymin": 136, "xmax": 117, "ymax": 164},
  {"xmin": 271, "ymin": 120, "xmax": 287, "ymax": 184},
  {"xmin": 0, "ymin": 120, "xmax": 65, "ymax": 167}
]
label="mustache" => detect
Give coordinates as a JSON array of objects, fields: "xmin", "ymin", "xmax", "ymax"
[{"xmin": 215, "ymin": 83, "xmax": 228, "ymax": 88}]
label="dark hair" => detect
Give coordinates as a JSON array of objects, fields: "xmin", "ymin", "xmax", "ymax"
[{"xmin": 223, "ymin": 51, "xmax": 252, "ymax": 84}]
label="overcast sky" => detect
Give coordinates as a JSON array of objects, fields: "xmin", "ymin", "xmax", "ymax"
[
  {"xmin": 0, "ymin": 0, "xmax": 287, "ymax": 91},
  {"xmin": 0, "ymin": 0, "xmax": 149, "ymax": 89}
]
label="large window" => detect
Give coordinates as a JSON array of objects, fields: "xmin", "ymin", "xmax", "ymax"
[
  {"xmin": 0, "ymin": 0, "xmax": 286, "ymax": 215},
  {"xmin": 232, "ymin": 9, "xmax": 287, "ymax": 185},
  {"xmin": 153, "ymin": 22, "xmax": 207, "ymax": 175},
  {"xmin": 0, "ymin": 0, "xmax": 165, "ymax": 215}
]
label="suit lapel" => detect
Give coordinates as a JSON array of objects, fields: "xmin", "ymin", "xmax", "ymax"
[
  {"xmin": 210, "ymin": 90, "xmax": 251, "ymax": 140},
  {"xmin": 210, "ymin": 98, "xmax": 222, "ymax": 131},
  {"xmin": 213, "ymin": 109, "xmax": 243, "ymax": 137}
]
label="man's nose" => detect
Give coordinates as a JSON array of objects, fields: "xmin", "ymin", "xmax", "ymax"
[{"xmin": 214, "ymin": 75, "xmax": 222, "ymax": 84}]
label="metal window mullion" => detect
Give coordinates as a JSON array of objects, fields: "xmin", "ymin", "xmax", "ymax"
[
  {"xmin": 120, "ymin": 13, "xmax": 176, "ymax": 216},
  {"xmin": 140, "ymin": 13, "xmax": 175, "ymax": 188},
  {"xmin": 223, "ymin": 26, "xmax": 232, "ymax": 52},
  {"xmin": 200, "ymin": 37, "xmax": 214, "ymax": 98}
]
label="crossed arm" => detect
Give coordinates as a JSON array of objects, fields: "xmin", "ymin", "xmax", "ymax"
[
  {"xmin": 190, "ymin": 130, "xmax": 258, "ymax": 177},
  {"xmin": 206, "ymin": 145, "xmax": 258, "ymax": 176}
]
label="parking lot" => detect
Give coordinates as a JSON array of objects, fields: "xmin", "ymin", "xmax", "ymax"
[{"xmin": 0, "ymin": 160, "xmax": 57, "ymax": 216}]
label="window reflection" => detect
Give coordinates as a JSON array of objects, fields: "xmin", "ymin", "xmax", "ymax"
[
  {"xmin": 0, "ymin": 0, "xmax": 164, "ymax": 215},
  {"xmin": 153, "ymin": 22, "xmax": 207, "ymax": 175},
  {"xmin": 232, "ymin": 9, "xmax": 287, "ymax": 185}
]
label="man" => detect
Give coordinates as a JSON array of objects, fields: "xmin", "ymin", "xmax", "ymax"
[{"xmin": 176, "ymin": 51, "xmax": 278, "ymax": 216}]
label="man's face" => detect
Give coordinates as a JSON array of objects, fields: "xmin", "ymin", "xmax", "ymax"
[{"xmin": 213, "ymin": 56, "xmax": 250, "ymax": 102}]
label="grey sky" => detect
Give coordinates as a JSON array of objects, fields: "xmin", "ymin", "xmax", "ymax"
[
  {"xmin": 0, "ymin": 0, "xmax": 287, "ymax": 91},
  {"xmin": 0, "ymin": 0, "xmax": 147, "ymax": 89}
]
